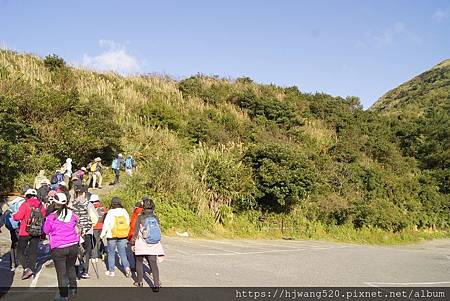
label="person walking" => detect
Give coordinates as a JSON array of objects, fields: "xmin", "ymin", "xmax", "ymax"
[
  {"xmin": 43, "ymin": 192, "xmax": 79, "ymax": 301},
  {"xmin": 100, "ymin": 197, "xmax": 131, "ymax": 277},
  {"xmin": 130, "ymin": 197, "xmax": 165, "ymax": 290},
  {"xmin": 112, "ymin": 154, "xmax": 124, "ymax": 185},
  {"xmin": 125, "ymin": 155, "xmax": 136, "ymax": 177},
  {"xmin": 3, "ymin": 196, "xmax": 25, "ymax": 271},
  {"xmin": 127, "ymin": 200, "xmax": 143, "ymax": 271},
  {"xmin": 13, "ymin": 189, "xmax": 47, "ymax": 280},
  {"xmin": 90, "ymin": 194, "xmax": 107, "ymax": 262},
  {"xmin": 61, "ymin": 158, "xmax": 73, "ymax": 190},
  {"xmin": 34, "ymin": 170, "xmax": 51, "ymax": 190},
  {"xmin": 72, "ymin": 193, "xmax": 98, "ymax": 279},
  {"xmin": 91, "ymin": 158, "xmax": 103, "ymax": 189}
]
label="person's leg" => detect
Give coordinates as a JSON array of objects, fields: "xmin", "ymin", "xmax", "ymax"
[
  {"xmin": 116, "ymin": 239, "xmax": 130, "ymax": 270},
  {"xmin": 51, "ymin": 247, "xmax": 69, "ymax": 298},
  {"xmin": 82, "ymin": 234, "xmax": 92, "ymax": 274},
  {"xmin": 28, "ymin": 236, "xmax": 40, "ymax": 273},
  {"xmin": 92, "ymin": 230, "xmax": 100, "ymax": 259},
  {"xmin": 113, "ymin": 169, "xmax": 119, "ymax": 184},
  {"xmin": 66, "ymin": 244, "xmax": 78, "ymax": 291},
  {"xmin": 97, "ymin": 172, "xmax": 103, "ymax": 187},
  {"xmin": 147, "ymin": 255, "xmax": 160, "ymax": 286},
  {"xmin": 9, "ymin": 229, "xmax": 19, "ymax": 268},
  {"xmin": 135, "ymin": 255, "xmax": 144, "ymax": 283},
  {"xmin": 92, "ymin": 173, "xmax": 97, "ymax": 188},
  {"xmin": 107, "ymin": 239, "xmax": 116, "ymax": 272},
  {"xmin": 17, "ymin": 236, "xmax": 30, "ymax": 270}
]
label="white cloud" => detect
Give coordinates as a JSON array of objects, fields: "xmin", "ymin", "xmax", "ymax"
[
  {"xmin": 433, "ymin": 8, "xmax": 449, "ymax": 22},
  {"xmin": 81, "ymin": 40, "xmax": 140, "ymax": 74},
  {"xmin": 356, "ymin": 22, "xmax": 422, "ymax": 48}
]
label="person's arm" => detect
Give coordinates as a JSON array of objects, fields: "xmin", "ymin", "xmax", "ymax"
[
  {"xmin": 88, "ymin": 203, "xmax": 99, "ymax": 225},
  {"xmin": 43, "ymin": 214, "xmax": 54, "ymax": 234},
  {"xmin": 131, "ymin": 215, "xmax": 142, "ymax": 245},
  {"xmin": 100, "ymin": 212, "xmax": 110, "ymax": 239}
]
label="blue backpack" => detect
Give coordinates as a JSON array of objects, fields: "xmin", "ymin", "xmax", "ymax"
[
  {"xmin": 5, "ymin": 197, "xmax": 25, "ymax": 230},
  {"xmin": 111, "ymin": 159, "xmax": 119, "ymax": 170},
  {"xmin": 142, "ymin": 216, "xmax": 161, "ymax": 244},
  {"xmin": 125, "ymin": 158, "xmax": 134, "ymax": 169}
]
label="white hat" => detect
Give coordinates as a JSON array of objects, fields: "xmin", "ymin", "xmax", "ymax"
[
  {"xmin": 66, "ymin": 158, "xmax": 72, "ymax": 163},
  {"xmin": 53, "ymin": 193, "xmax": 67, "ymax": 205},
  {"xmin": 118, "ymin": 153, "xmax": 123, "ymax": 158},
  {"xmin": 81, "ymin": 167, "xmax": 87, "ymax": 172},
  {"xmin": 59, "ymin": 181, "xmax": 67, "ymax": 187},
  {"xmin": 24, "ymin": 189, "xmax": 37, "ymax": 196},
  {"xmin": 94, "ymin": 157, "xmax": 101, "ymax": 162},
  {"xmin": 90, "ymin": 194, "xmax": 100, "ymax": 202}
]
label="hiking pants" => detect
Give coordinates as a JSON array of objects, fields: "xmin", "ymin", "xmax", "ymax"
[
  {"xmin": 106, "ymin": 238, "xmax": 129, "ymax": 272},
  {"xmin": 125, "ymin": 168, "xmax": 133, "ymax": 177},
  {"xmin": 51, "ymin": 244, "xmax": 78, "ymax": 298},
  {"xmin": 113, "ymin": 169, "xmax": 120, "ymax": 184},
  {"xmin": 92, "ymin": 230, "xmax": 103, "ymax": 259},
  {"xmin": 17, "ymin": 235, "xmax": 40, "ymax": 273},
  {"xmin": 81, "ymin": 234, "xmax": 92, "ymax": 274},
  {"xmin": 135, "ymin": 255, "xmax": 160, "ymax": 286},
  {"xmin": 9, "ymin": 229, "xmax": 19, "ymax": 268},
  {"xmin": 92, "ymin": 172, "xmax": 102, "ymax": 188}
]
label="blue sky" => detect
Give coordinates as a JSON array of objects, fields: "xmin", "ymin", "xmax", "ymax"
[{"xmin": 1, "ymin": 0, "xmax": 449, "ymax": 108}]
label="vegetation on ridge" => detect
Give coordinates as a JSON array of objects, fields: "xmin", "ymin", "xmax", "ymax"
[{"xmin": 0, "ymin": 50, "xmax": 448, "ymax": 243}]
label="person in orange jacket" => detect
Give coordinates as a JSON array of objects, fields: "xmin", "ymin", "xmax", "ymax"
[{"xmin": 127, "ymin": 199, "xmax": 144, "ymax": 271}]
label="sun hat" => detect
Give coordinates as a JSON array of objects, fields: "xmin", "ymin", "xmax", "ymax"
[
  {"xmin": 59, "ymin": 181, "xmax": 67, "ymax": 187},
  {"xmin": 66, "ymin": 158, "xmax": 72, "ymax": 163},
  {"xmin": 81, "ymin": 167, "xmax": 87, "ymax": 172},
  {"xmin": 90, "ymin": 194, "xmax": 100, "ymax": 202},
  {"xmin": 94, "ymin": 157, "xmax": 101, "ymax": 162},
  {"xmin": 24, "ymin": 189, "xmax": 37, "ymax": 196}
]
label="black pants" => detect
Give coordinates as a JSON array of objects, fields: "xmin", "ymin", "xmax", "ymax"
[
  {"xmin": 92, "ymin": 230, "xmax": 104, "ymax": 259},
  {"xmin": 113, "ymin": 169, "xmax": 120, "ymax": 184},
  {"xmin": 9, "ymin": 229, "xmax": 19, "ymax": 268},
  {"xmin": 17, "ymin": 235, "xmax": 40, "ymax": 273},
  {"xmin": 51, "ymin": 244, "xmax": 78, "ymax": 298},
  {"xmin": 80, "ymin": 234, "xmax": 92, "ymax": 274},
  {"xmin": 135, "ymin": 255, "xmax": 159, "ymax": 286}
]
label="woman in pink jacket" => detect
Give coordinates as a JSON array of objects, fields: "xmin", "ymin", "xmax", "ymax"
[
  {"xmin": 130, "ymin": 197, "xmax": 165, "ymax": 290},
  {"xmin": 43, "ymin": 193, "xmax": 79, "ymax": 300}
]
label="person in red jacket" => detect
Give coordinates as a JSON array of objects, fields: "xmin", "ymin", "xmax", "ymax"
[{"xmin": 13, "ymin": 189, "xmax": 47, "ymax": 280}]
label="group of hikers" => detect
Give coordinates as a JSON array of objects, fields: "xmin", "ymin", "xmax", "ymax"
[{"xmin": 0, "ymin": 155, "xmax": 164, "ymax": 301}]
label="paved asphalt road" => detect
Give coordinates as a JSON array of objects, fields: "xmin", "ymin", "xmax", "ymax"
[{"xmin": 1, "ymin": 229, "xmax": 449, "ymax": 289}]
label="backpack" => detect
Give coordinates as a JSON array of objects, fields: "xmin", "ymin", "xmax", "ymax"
[
  {"xmin": 111, "ymin": 215, "xmax": 129, "ymax": 238},
  {"xmin": 142, "ymin": 216, "xmax": 161, "ymax": 244},
  {"xmin": 111, "ymin": 159, "xmax": 119, "ymax": 170},
  {"xmin": 90, "ymin": 163, "xmax": 97, "ymax": 172},
  {"xmin": 72, "ymin": 178, "xmax": 83, "ymax": 193},
  {"xmin": 125, "ymin": 158, "xmax": 135, "ymax": 169},
  {"xmin": 25, "ymin": 203, "xmax": 44, "ymax": 236}
]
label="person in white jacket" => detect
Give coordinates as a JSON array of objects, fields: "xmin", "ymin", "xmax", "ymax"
[{"xmin": 100, "ymin": 197, "xmax": 131, "ymax": 277}]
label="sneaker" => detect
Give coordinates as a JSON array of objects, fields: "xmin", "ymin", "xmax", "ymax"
[
  {"xmin": 21, "ymin": 268, "xmax": 33, "ymax": 280},
  {"xmin": 152, "ymin": 286, "xmax": 160, "ymax": 293},
  {"xmin": 133, "ymin": 282, "xmax": 143, "ymax": 287},
  {"xmin": 125, "ymin": 267, "xmax": 132, "ymax": 278},
  {"xmin": 80, "ymin": 273, "xmax": 90, "ymax": 279},
  {"xmin": 104, "ymin": 271, "xmax": 115, "ymax": 277}
]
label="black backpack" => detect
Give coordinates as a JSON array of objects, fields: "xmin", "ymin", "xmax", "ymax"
[{"xmin": 26, "ymin": 203, "xmax": 44, "ymax": 237}]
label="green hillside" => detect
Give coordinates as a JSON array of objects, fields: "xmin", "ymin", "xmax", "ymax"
[
  {"xmin": 371, "ymin": 59, "xmax": 450, "ymax": 116},
  {"xmin": 1, "ymin": 50, "xmax": 448, "ymax": 243}
]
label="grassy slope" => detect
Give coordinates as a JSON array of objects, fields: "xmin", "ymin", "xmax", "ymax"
[{"xmin": 1, "ymin": 50, "xmax": 449, "ymax": 244}]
